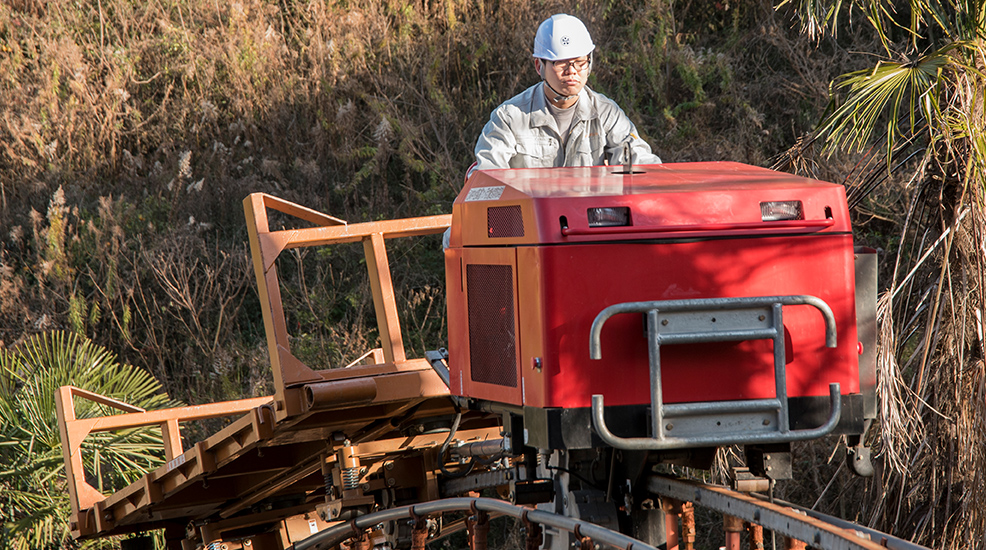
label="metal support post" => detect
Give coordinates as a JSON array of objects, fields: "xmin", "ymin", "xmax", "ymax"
[
  {"xmin": 663, "ymin": 499, "xmax": 683, "ymax": 550},
  {"xmin": 724, "ymin": 514, "xmax": 744, "ymax": 550},
  {"xmin": 467, "ymin": 510, "xmax": 490, "ymax": 550},
  {"xmin": 681, "ymin": 502, "xmax": 696, "ymax": 550},
  {"xmin": 523, "ymin": 512, "xmax": 543, "ymax": 550},
  {"xmin": 747, "ymin": 522, "xmax": 765, "ymax": 550},
  {"xmin": 351, "ymin": 529, "xmax": 371, "ymax": 550},
  {"xmin": 784, "ymin": 537, "xmax": 807, "ymax": 550},
  {"xmin": 411, "ymin": 517, "xmax": 429, "ymax": 550}
]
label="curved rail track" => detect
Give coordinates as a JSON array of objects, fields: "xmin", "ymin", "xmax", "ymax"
[
  {"xmin": 287, "ymin": 475, "xmax": 927, "ymax": 550},
  {"xmin": 647, "ymin": 475, "xmax": 926, "ymax": 550}
]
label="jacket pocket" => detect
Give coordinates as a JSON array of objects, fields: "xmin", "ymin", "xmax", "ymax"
[
  {"xmin": 513, "ymin": 136, "xmax": 558, "ymax": 167},
  {"xmin": 586, "ymin": 125, "xmax": 607, "ymax": 162}
]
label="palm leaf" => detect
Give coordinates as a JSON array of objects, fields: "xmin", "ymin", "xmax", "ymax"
[
  {"xmin": 815, "ymin": 45, "xmax": 965, "ymax": 156},
  {"xmin": 0, "ymin": 331, "xmax": 179, "ymax": 549},
  {"xmin": 778, "ymin": 0, "xmax": 848, "ymax": 41}
]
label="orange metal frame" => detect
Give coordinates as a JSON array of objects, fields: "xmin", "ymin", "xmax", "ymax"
[
  {"xmin": 55, "ymin": 193, "xmax": 458, "ymax": 542},
  {"xmin": 55, "ymin": 387, "xmax": 272, "ymax": 535},
  {"xmin": 242, "ymin": 193, "xmax": 451, "ymax": 419}
]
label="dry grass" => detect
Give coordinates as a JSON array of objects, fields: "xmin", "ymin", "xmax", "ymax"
[{"xmin": 1, "ymin": 0, "xmax": 843, "ymax": 398}]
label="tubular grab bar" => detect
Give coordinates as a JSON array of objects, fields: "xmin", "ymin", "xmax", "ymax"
[{"xmin": 589, "ymin": 295, "xmax": 842, "ymax": 451}]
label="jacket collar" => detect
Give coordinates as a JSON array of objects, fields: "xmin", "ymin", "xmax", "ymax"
[{"xmin": 529, "ymin": 84, "xmax": 595, "ymax": 131}]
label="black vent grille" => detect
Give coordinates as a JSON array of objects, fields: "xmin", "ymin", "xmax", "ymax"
[
  {"xmin": 466, "ymin": 264, "xmax": 518, "ymax": 387},
  {"xmin": 487, "ymin": 206, "xmax": 524, "ymax": 238}
]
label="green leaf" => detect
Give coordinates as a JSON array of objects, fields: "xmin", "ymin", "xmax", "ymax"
[
  {"xmin": 0, "ymin": 331, "xmax": 178, "ymax": 549},
  {"xmin": 816, "ymin": 47, "xmax": 960, "ymax": 155}
]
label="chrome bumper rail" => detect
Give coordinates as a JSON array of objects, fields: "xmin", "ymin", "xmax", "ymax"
[{"xmin": 589, "ymin": 295, "xmax": 841, "ymax": 451}]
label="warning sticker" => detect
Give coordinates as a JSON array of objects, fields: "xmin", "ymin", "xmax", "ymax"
[
  {"xmin": 464, "ymin": 186, "xmax": 505, "ymax": 202},
  {"xmin": 166, "ymin": 454, "xmax": 186, "ymax": 473}
]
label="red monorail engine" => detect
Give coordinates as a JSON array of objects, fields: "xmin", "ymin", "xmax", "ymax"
[{"xmin": 444, "ymin": 162, "xmax": 876, "ymax": 525}]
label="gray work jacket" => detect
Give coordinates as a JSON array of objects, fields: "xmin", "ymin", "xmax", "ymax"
[{"xmin": 473, "ymin": 83, "xmax": 661, "ymax": 172}]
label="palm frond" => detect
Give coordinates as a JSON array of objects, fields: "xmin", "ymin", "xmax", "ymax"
[
  {"xmin": 779, "ymin": 0, "xmax": 848, "ymax": 41},
  {"xmin": 0, "ymin": 330, "xmax": 178, "ymax": 549},
  {"xmin": 817, "ymin": 47, "xmax": 958, "ymax": 156}
]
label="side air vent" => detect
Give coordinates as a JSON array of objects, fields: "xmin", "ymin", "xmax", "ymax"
[
  {"xmin": 466, "ymin": 264, "xmax": 518, "ymax": 387},
  {"xmin": 487, "ymin": 206, "xmax": 524, "ymax": 238}
]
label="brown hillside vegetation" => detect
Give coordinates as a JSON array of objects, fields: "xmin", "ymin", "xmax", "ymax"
[
  {"xmin": 0, "ymin": 0, "xmax": 858, "ymax": 409},
  {"xmin": 5, "ymin": 0, "xmax": 983, "ymax": 548}
]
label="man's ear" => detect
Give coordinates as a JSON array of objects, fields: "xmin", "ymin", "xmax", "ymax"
[{"xmin": 534, "ymin": 58, "xmax": 543, "ymax": 77}]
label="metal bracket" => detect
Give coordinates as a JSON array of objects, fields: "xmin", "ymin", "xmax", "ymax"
[
  {"xmin": 425, "ymin": 349, "xmax": 451, "ymax": 388},
  {"xmin": 589, "ymin": 295, "xmax": 842, "ymax": 450}
]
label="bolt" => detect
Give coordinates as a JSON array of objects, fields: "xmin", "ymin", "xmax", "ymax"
[
  {"xmin": 388, "ymin": 478, "xmax": 396, "ymax": 486},
  {"xmin": 361, "ymin": 483, "xmax": 371, "ymax": 491},
  {"xmin": 244, "ymin": 542, "xmax": 252, "ymax": 547},
  {"xmin": 758, "ymin": 314, "xmax": 766, "ymax": 321},
  {"xmin": 665, "ymin": 423, "xmax": 673, "ymax": 431},
  {"xmin": 763, "ymin": 419, "xmax": 770, "ymax": 426},
  {"xmin": 385, "ymin": 462, "xmax": 394, "ymax": 471},
  {"xmin": 661, "ymin": 319, "xmax": 669, "ymax": 326}
]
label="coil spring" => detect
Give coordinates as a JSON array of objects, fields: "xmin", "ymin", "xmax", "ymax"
[{"xmin": 342, "ymin": 466, "xmax": 360, "ymax": 490}]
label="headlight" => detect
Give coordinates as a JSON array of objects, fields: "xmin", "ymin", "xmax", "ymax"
[
  {"xmin": 760, "ymin": 201, "xmax": 803, "ymax": 222},
  {"xmin": 588, "ymin": 207, "xmax": 631, "ymax": 227}
]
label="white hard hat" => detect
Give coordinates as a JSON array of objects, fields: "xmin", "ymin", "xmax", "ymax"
[{"xmin": 532, "ymin": 14, "xmax": 595, "ymax": 61}]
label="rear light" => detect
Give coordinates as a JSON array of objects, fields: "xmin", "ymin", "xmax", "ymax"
[
  {"xmin": 760, "ymin": 201, "xmax": 803, "ymax": 221},
  {"xmin": 588, "ymin": 207, "xmax": 631, "ymax": 227}
]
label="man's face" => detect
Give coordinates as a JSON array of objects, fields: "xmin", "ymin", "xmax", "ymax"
[{"xmin": 537, "ymin": 56, "xmax": 590, "ymax": 103}]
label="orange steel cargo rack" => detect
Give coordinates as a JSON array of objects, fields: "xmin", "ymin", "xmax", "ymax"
[{"xmin": 56, "ymin": 194, "xmax": 499, "ymax": 548}]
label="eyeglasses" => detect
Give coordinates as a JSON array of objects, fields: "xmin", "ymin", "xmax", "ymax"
[{"xmin": 551, "ymin": 58, "xmax": 590, "ymax": 72}]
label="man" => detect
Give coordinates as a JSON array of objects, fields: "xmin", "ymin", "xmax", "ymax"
[{"xmin": 472, "ymin": 13, "xmax": 661, "ymax": 173}]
